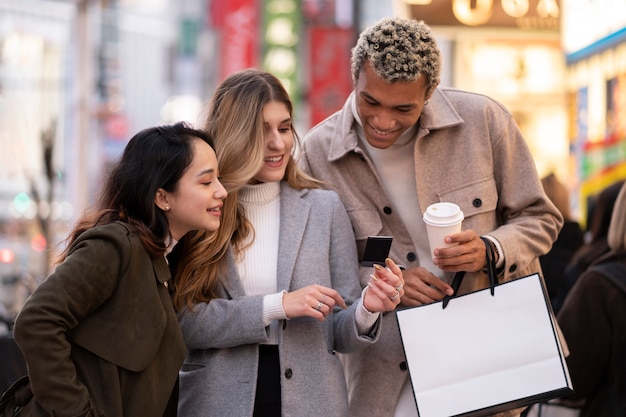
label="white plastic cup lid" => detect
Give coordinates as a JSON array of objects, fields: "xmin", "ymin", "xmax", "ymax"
[{"xmin": 423, "ymin": 202, "xmax": 464, "ymax": 226}]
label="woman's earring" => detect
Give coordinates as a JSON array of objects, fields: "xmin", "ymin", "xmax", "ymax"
[{"xmin": 165, "ymin": 206, "xmax": 170, "ymax": 211}]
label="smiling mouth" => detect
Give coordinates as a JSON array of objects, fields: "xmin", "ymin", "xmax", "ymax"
[
  {"xmin": 370, "ymin": 126, "xmax": 399, "ymax": 137},
  {"xmin": 265, "ymin": 155, "xmax": 283, "ymax": 163}
]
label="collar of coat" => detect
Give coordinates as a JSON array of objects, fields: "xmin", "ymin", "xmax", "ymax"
[{"xmin": 326, "ymin": 87, "xmax": 465, "ymax": 162}]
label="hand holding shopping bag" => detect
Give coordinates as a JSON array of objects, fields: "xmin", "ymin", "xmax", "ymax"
[{"xmin": 396, "ymin": 239, "xmax": 573, "ymax": 417}]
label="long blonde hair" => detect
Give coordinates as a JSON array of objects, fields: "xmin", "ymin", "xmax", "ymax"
[
  {"xmin": 171, "ymin": 69, "xmax": 321, "ymax": 311},
  {"xmin": 608, "ymin": 181, "xmax": 626, "ymax": 251}
]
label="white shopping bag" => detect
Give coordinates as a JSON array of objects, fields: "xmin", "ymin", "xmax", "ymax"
[{"xmin": 396, "ymin": 273, "xmax": 573, "ymax": 417}]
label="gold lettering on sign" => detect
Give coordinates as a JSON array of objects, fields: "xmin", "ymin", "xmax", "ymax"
[
  {"xmin": 451, "ymin": 0, "xmax": 560, "ymax": 28},
  {"xmin": 501, "ymin": 0, "xmax": 529, "ymax": 17},
  {"xmin": 536, "ymin": 0, "xmax": 560, "ymax": 17},
  {"xmin": 452, "ymin": 0, "xmax": 493, "ymax": 26}
]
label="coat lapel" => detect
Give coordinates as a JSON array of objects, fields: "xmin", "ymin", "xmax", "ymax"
[
  {"xmin": 152, "ymin": 255, "xmax": 171, "ymax": 285},
  {"xmin": 277, "ymin": 183, "xmax": 310, "ymax": 291},
  {"xmin": 221, "ymin": 249, "xmax": 245, "ymax": 298}
]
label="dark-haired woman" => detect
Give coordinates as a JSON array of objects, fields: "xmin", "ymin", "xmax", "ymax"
[{"xmin": 13, "ymin": 122, "xmax": 227, "ymax": 417}]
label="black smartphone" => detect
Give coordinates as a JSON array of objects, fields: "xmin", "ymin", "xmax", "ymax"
[{"xmin": 360, "ymin": 236, "xmax": 393, "ymax": 267}]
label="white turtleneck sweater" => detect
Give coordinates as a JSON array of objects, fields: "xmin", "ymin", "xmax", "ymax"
[{"xmin": 238, "ymin": 182, "xmax": 285, "ymax": 345}]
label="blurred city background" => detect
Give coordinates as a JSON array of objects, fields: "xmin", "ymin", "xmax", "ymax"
[{"xmin": 0, "ymin": 0, "xmax": 625, "ymax": 322}]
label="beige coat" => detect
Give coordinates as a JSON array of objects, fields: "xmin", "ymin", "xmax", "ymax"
[{"xmin": 301, "ymin": 88, "xmax": 563, "ymax": 417}]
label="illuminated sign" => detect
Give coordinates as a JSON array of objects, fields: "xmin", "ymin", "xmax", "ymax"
[
  {"xmin": 217, "ymin": 0, "xmax": 260, "ymax": 81},
  {"xmin": 262, "ymin": 0, "xmax": 300, "ymax": 100},
  {"xmin": 409, "ymin": 0, "xmax": 559, "ymax": 29}
]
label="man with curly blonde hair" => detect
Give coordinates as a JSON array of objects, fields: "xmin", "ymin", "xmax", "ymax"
[{"xmin": 301, "ymin": 17, "xmax": 562, "ymax": 417}]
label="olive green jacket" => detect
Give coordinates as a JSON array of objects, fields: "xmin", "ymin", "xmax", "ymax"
[{"xmin": 14, "ymin": 221, "xmax": 185, "ymax": 417}]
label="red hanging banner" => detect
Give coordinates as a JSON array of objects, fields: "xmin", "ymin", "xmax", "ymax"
[
  {"xmin": 218, "ymin": 0, "xmax": 259, "ymax": 81},
  {"xmin": 308, "ymin": 26, "xmax": 353, "ymax": 126}
]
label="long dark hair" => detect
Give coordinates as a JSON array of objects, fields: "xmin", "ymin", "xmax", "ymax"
[{"xmin": 58, "ymin": 122, "xmax": 216, "ymax": 261}]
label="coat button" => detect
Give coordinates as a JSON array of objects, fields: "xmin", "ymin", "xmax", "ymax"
[
  {"xmin": 399, "ymin": 361, "xmax": 408, "ymax": 371},
  {"xmin": 285, "ymin": 368, "xmax": 293, "ymax": 379},
  {"xmin": 383, "ymin": 206, "xmax": 392, "ymax": 215},
  {"xmin": 472, "ymin": 198, "xmax": 482, "ymax": 208},
  {"xmin": 406, "ymin": 252, "xmax": 416, "ymax": 262}
]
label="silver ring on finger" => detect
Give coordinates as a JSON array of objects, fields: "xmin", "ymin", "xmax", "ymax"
[
  {"xmin": 395, "ymin": 284, "xmax": 403, "ymax": 292},
  {"xmin": 390, "ymin": 291, "xmax": 400, "ymax": 300},
  {"xmin": 314, "ymin": 301, "xmax": 324, "ymax": 311}
]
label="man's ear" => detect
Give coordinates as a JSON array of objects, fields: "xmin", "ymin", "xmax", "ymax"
[{"xmin": 155, "ymin": 189, "xmax": 170, "ymax": 212}]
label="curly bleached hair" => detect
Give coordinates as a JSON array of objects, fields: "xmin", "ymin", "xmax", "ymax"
[{"xmin": 351, "ymin": 17, "xmax": 441, "ymax": 98}]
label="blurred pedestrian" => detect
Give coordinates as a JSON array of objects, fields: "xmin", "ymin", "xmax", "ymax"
[
  {"xmin": 538, "ymin": 173, "xmax": 584, "ymax": 314},
  {"xmin": 300, "ymin": 17, "xmax": 563, "ymax": 417},
  {"xmin": 172, "ymin": 69, "xmax": 404, "ymax": 417},
  {"xmin": 557, "ymin": 181, "xmax": 626, "ymax": 416},
  {"xmin": 558, "ymin": 179, "xmax": 625, "ymax": 311},
  {"xmin": 12, "ymin": 122, "xmax": 227, "ymax": 416}
]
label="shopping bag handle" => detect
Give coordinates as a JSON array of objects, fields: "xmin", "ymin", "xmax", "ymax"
[{"xmin": 442, "ymin": 237, "xmax": 498, "ymax": 309}]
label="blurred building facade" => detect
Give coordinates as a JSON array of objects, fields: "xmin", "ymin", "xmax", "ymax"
[
  {"xmin": 0, "ymin": 0, "xmax": 77, "ymax": 316},
  {"xmin": 401, "ymin": 0, "xmax": 626, "ymax": 222},
  {"xmin": 561, "ymin": 0, "xmax": 626, "ymax": 222},
  {"xmin": 404, "ymin": 0, "xmax": 567, "ymax": 180},
  {"xmin": 0, "ymin": 0, "xmax": 181, "ymax": 316}
]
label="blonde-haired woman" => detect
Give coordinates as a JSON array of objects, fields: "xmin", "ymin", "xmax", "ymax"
[
  {"xmin": 557, "ymin": 181, "xmax": 626, "ymax": 416},
  {"xmin": 171, "ymin": 69, "xmax": 404, "ymax": 417}
]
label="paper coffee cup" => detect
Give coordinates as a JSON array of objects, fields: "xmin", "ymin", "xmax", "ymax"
[{"xmin": 423, "ymin": 202, "xmax": 464, "ymax": 257}]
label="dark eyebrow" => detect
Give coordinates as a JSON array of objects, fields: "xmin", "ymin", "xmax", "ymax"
[
  {"xmin": 361, "ymin": 91, "xmax": 416, "ymax": 109},
  {"xmin": 197, "ymin": 168, "xmax": 216, "ymax": 177},
  {"xmin": 360, "ymin": 91, "xmax": 378, "ymax": 102}
]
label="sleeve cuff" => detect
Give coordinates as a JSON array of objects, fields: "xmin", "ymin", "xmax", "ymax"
[
  {"xmin": 355, "ymin": 287, "xmax": 380, "ymax": 334},
  {"xmin": 483, "ymin": 235, "xmax": 505, "ymax": 269},
  {"xmin": 263, "ymin": 291, "xmax": 288, "ymax": 326}
]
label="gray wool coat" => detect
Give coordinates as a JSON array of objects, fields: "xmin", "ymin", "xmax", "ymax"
[
  {"xmin": 301, "ymin": 88, "xmax": 563, "ymax": 417},
  {"xmin": 177, "ymin": 183, "xmax": 381, "ymax": 417}
]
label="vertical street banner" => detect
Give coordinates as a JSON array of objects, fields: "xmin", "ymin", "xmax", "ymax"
[
  {"xmin": 262, "ymin": 0, "xmax": 300, "ymax": 102},
  {"xmin": 214, "ymin": 0, "xmax": 259, "ymax": 81},
  {"xmin": 308, "ymin": 26, "xmax": 353, "ymax": 126}
]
